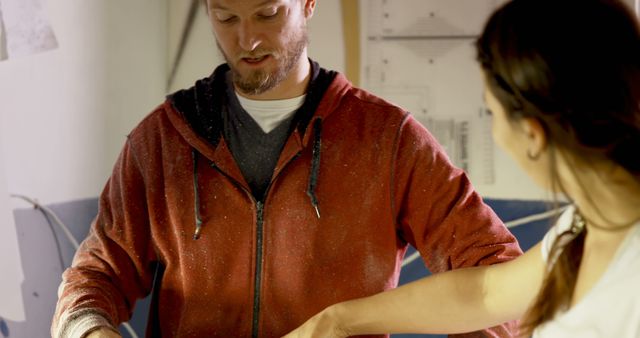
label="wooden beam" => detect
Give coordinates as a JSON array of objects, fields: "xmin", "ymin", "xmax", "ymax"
[{"xmin": 341, "ymin": 0, "xmax": 360, "ymax": 86}]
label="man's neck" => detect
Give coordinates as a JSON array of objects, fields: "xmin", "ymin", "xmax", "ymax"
[{"xmin": 236, "ymin": 56, "xmax": 312, "ymax": 101}]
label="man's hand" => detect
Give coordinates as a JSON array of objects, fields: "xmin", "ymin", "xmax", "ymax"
[
  {"xmin": 281, "ymin": 305, "xmax": 350, "ymax": 338},
  {"xmin": 85, "ymin": 328, "xmax": 122, "ymax": 338}
]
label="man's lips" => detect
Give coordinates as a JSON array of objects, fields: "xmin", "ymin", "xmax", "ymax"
[{"xmin": 241, "ymin": 55, "xmax": 270, "ymax": 64}]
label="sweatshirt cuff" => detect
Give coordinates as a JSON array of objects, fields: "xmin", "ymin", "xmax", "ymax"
[{"xmin": 57, "ymin": 311, "xmax": 118, "ymax": 338}]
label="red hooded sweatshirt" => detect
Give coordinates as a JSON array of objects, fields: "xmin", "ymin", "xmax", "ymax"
[{"xmin": 53, "ymin": 65, "xmax": 522, "ymax": 338}]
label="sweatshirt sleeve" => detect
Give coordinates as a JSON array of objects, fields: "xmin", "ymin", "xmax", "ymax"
[
  {"xmin": 51, "ymin": 139, "xmax": 157, "ymax": 338},
  {"xmin": 392, "ymin": 114, "xmax": 523, "ymax": 337}
]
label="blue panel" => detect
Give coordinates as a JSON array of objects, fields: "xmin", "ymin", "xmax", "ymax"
[
  {"xmin": 8, "ymin": 198, "xmax": 150, "ymax": 338},
  {"xmin": 6, "ymin": 198, "xmax": 99, "ymax": 337}
]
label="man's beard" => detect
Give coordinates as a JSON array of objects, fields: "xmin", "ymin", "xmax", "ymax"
[{"xmin": 219, "ymin": 27, "xmax": 309, "ymax": 96}]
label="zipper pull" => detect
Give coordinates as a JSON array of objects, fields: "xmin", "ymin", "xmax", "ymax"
[{"xmin": 256, "ymin": 201, "xmax": 264, "ymax": 221}]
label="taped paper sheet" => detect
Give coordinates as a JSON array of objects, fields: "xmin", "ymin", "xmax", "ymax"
[{"xmin": 0, "ymin": 0, "xmax": 57, "ymax": 60}]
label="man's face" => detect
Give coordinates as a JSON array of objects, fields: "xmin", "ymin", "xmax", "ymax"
[{"xmin": 206, "ymin": 0, "xmax": 312, "ymax": 96}]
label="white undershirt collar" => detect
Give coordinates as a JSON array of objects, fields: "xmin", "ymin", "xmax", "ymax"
[{"xmin": 235, "ymin": 92, "xmax": 306, "ymax": 133}]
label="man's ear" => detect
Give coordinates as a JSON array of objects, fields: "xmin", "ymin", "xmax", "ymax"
[
  {"xmin": 521, "ymin": 117, "xmax": 547, "ymax": 158},
  {"xmin": 304, "ymin": 0, "xmax": 317, "ymax": 19}
]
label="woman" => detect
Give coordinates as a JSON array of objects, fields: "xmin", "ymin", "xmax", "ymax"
[{"xmin": 283, "ymin": 0, "xmax": 640, "ymax": 336}]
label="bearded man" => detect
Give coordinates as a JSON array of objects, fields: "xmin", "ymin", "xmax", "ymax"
[{"xmin": 52, "ymin": 1, "xmax": 521, "ymax": 337}]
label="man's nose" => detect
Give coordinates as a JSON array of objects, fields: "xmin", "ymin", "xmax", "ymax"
[{"xmin": 238, "ymin": 20, "xmax": 260, "ymax": 52}]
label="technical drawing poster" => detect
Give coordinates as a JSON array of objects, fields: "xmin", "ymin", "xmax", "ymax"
[{"xmin": 359, "ymin": 0, "xmax": 545, "ymax": 200}]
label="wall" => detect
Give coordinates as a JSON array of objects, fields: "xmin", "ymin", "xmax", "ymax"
[
  {"xmin": 0, "ymin": 135, "xmax": 24, "ymax": 321},
  {"xmin": 166, "ymin": 1, "xmax": 219, "ymax": 93},
  {"xmin": 0, "ymin": 0, "xmax": 168, "ymax": 327},
  {"xmin": 0, "ymin": 0, "xmax": 168, "ymax": 208}
]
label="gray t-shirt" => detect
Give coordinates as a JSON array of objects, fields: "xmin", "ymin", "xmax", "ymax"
[{"xmin": 222, "ymin": 73, "xmax": 298, "ymax": 200}]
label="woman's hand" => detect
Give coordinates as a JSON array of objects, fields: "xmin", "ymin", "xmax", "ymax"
[{"xmin": 282, "ymin": 304, "xmax": 350, "ymax": 338}]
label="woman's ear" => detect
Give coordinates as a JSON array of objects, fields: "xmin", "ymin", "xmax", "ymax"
[{"xmin": 521, "ymin": 117, "xmax": 547, "ymax": 159}]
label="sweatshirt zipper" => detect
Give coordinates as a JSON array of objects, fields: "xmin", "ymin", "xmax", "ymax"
[
  {"xmin": 209, "ymin": 164, "xmax": 262, "ymax": 337},
  {"xmin": 210, "ymin": 152, "xmax": 301, "ymax": 338},
  {"xmin": 251, "ymin": 200, "xmax": 264, "ymax": 338}
]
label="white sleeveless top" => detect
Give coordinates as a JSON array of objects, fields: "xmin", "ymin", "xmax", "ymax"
[{"xmin": 533, "ymin": 206, "xmax": 640, "ymax": 337}]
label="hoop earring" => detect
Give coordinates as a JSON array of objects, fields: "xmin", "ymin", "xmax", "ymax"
[{"xmin": 527, "ymin": 149, "xmax": 540, "ymax": 160}]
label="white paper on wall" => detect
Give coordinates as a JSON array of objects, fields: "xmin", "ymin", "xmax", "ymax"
[
  {"xmin": 359, "ymin": 0, "xmax": 545, "ymax": 199},
  {"xmin": 0, "ymin": 0, "xmax": 57, "ymax": 59},
  {"xmin": 361, "ymin": 0, "xmax": 498, "ymax": 185}
]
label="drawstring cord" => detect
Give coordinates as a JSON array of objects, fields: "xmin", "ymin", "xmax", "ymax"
[
  {"xmin": 192, "ymin": 118, "xmax": 322, "ymax": 240},
  {"xmin": 193, "ymin": 149, "xmax": 203, "ymax": 240},
  {"xmin": 306, "ymin": 119, "xmax": 322, "ymax": 219}
]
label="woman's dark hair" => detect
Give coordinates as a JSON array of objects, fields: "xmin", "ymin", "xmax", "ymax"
[{"xmin": 476, "ymin": 0, "xmax": 640, "ymax": 335}]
